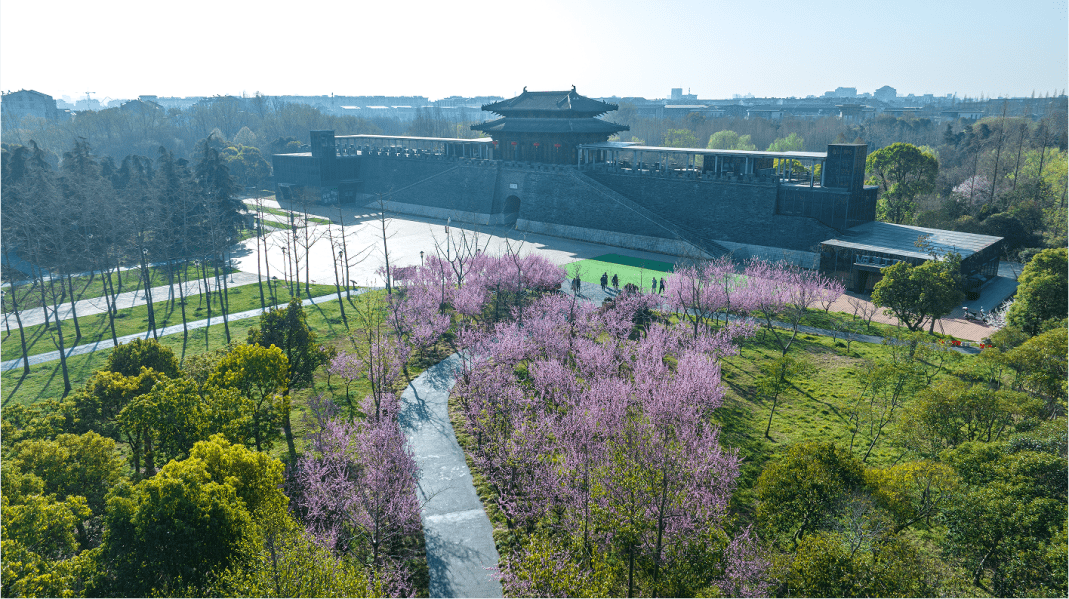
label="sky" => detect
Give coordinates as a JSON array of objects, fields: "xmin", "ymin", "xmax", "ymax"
[{"xmin": 2, "ymin": 0, "xmax": 1067, "ymax": 103}]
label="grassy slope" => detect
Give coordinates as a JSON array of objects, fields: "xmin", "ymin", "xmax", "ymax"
[
  {"xmin": 2, "ymin": 263, "xmax": 236, "ymax": 312},
  {"xmin": 446, "ymin": 313, "xmax": 964, "ymax": 556},
  {"xmin": 2, "ymin": 281, "xmax": 338, "ymax": 360}
]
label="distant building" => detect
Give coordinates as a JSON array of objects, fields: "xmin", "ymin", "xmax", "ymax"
[
  {"xmin": 824, "ymin": 87, "xmax": 858, "ymax": 98},
  {"xmin": 882, "ymin": 106, "xmax": 923, "ymax": 118},
  {"xmin": 874, "ymin": 85, "xmax": 897, "ymax": 102},
  {"xmin": 837, "ymin": 104, "xmax": 875, "ymax": 121},
  {"xmin": 664, "ymin": 105, "xmax": 724, "ymax": 119},
  {"xmin": 746, "ymin": 108, "xmax": 784, "ymax": 120},
  {"xmin": 670, "ymin": 88, "xmax": 698, "ymax": 102},
  {"xmin": 940, "ymin": 106, "xmax": 985, "ymax": 121},
  {"xmin": 119, "ymin": 98, "xmax": 164, "ymax": 113},
  {"xmin": 820, "ymin": 222, "xmax": 1003, "ymax": 293},
  {"xmin": 471, "ymin": 87, "xmax": 628, "ymax": 164},
  {"xmin": 1, "ymin": 89, "xmax": 66, "ymax": 120},
  {"xmin": 74, "ymin": 98, "xmax": 102, "ymax": 111}
]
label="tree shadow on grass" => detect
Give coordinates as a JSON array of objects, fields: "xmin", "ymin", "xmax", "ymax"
[{"xmin": 2, "ymin": 372, "xmax": 28, "ymax": 406}]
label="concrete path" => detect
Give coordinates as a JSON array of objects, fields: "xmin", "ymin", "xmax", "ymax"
[
  {"xmin": 824, "ymin": 277, "xmax": 1016, "ymax": 343},
  {"xmin": 398, "ymin": 353, "xmax": 503, "ymax": 598},
  {"xmin": 2, "ymin": 272, "xmax": 261, "ymax": 330},
  {"xmin": 0, "ymin": 291, "xmax": 355, "ymax": 373}
]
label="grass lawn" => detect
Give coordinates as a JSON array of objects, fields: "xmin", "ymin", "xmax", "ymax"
[
  {"xmin": 259, "ymin": 206, "xmax": 332, "ymax": 225},
  {"xmin": 2, "ymin": 281, "xmax": 338, "ymax": 361},
  {"xmin": 3, "ymin": 262, "xmax": 239, "ymax": 312},
  {"xmin": 566, "ymin": 253, "xmax": 675, "ymax": 290}
]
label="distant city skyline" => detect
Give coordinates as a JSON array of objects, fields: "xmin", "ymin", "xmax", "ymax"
[{"xmin": 2, "ymin": 0, "xmax": 1066, "ymax": 104}]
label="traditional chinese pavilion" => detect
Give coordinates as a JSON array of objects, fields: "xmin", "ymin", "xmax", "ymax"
[{"xmin": 471, "ymin": 86, "xmax": 629, "ymax": 164}]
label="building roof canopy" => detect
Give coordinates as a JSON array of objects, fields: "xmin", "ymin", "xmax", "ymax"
[
  {"xmin": 482, "ymin": 87, "xmax": 619, "ymax": 117},
  {"xmin": 821, "ymin": 221, "xmax": 1002, "ymax": 260},
  {"xmin": 472, "ymin": 117, "xmax": 628, "ymax": 135}
]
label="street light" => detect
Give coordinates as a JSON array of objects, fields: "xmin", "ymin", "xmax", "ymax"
[
  {"xmin": 420, "ymin": 250, "xmax": 424, "ymax": 265},
  {"xmin": 281, "ymin": 246, "xmax": 289, "ymax": 285}
]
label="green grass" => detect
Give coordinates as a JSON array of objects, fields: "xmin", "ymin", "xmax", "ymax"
[
  {"xmin": 259, "ymin": 206, "xmax": 332, "ymax": 225},
  {"xmin": 590, "ymin": 253, "xmax": 676, "ymax": 272},
  {"xmin": 2, "ymin": 281, "xmax": 339, "ymax": 361},
  {"xmin": 566, "ymin": 253, "xmax": 675, "ymax": 290},
  {"xmin": 3, "ymin": 263, "xmax": 238, "ymax": 313}
]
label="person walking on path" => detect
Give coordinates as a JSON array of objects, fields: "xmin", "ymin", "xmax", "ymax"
[
  {"xmin": 651, "ymin": 278, "xmax": 657, "ymax": 294},
  {"xmin": 659, "ymin": 277, "xmax": 666, "ymax": 294},
  {"xmin": 611, "ymin": 273, "xmax": 619, "ymax": 291},
  {"xmin": 600, "ymin": 272, "xmax": 609, "ymax": 291}
]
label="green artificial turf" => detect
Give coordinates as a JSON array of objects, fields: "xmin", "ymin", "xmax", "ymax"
[{"xmin": 566, "ymin": 253, "xmax": 675, "ymax": 290}]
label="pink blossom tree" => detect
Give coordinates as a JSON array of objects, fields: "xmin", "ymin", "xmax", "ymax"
[{"xmin": 294, "ymin": 397, "xmax": 422, "ymax": 595}]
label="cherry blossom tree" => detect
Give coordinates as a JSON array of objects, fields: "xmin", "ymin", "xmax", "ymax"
[{"xmin": 293, "ymin": 397, "xmax": 421, "ymax": 595}]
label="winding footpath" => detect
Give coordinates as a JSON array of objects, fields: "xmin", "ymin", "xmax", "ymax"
[{"xmin": 399, "ymin": 354, "xmax": 504, "ymax": 598}]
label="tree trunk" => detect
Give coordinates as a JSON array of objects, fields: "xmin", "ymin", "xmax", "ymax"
[
  {"xmin": 5, "ymin": 258, "xmax": 31, "ymax": 375},
  {"xmin": 201, "ymin": 258, "xmax": 212, "ymax": 349},
  {"xmin": 141, "ymin": 252, "xmax": 157, "ymax": 339},
  {"xmin": 215, "ymin": 259, "xmax": 231, "ymax": 344},
  {"xmin": 290, "ymin": 218, "xmax": 300, "ymax": 298},
  {"xmin": 66, "ymin": 273, "xmax": 81, "ymax": 341},
  {"xmin": 144, "ymin": 433, "xmax": 156, "ymax": 477},
  {"xmin": 302, "ymin": 212, "xmax": 312, "ymax": 297},
  {"xmin": 101, "ymin": 265, "xmax": 119, "ymax": 346},
  {"xmin": 331, "ymin": 234, "xmax": 348, "ymax": 329},
  {"xmin": 174, "ymin": 262, "xmax": 188, "ymax": 336},
  {"xmin": 47, "ymin": 276, "xmax": 72, "ymax": 396},
  {"xmin": 37, "ymin": 265, "xmax": 50, "ymax": 330},
  {"xmin": 256, "ymin": 220, "xmax": 266, "ymax": 310},
  {"xmin": 338, "ymin": 203, "xmax": 351, "ymax": 299},
  {"xmin": 766, "ymin": 393, "xmax": 780, "ymax": 439},
  {"xmin": 380, "ymin": 203, "xmax": 393, "ymax": 296}
]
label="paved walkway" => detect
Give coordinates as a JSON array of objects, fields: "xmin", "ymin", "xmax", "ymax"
[
  {"xmin": 0, "ymin": 291, "xmax": 356, "ymax": 373},
  {"xmin": 824, "ymin": 277, "xmax": 1016, "ymax": 342},
  {"xmin": 2, "ymin": 272, "xmax": 261, "ymax": 330},
  {"xmin": 398, "ymin": 354, "xmax": 503, "ymax": 598}
]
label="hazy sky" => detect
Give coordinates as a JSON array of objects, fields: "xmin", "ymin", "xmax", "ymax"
[{"xmin": 2, "ymin": 0, "xmax": 1066, "ymax": 102}]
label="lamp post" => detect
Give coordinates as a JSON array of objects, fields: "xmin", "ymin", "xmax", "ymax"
[
  {"xmin": 420, "ymin": 250, "xmax": 424, "ymax": 266},
  {"xmin": 281, "ymin": 246, "xmax": 290, "ymax": 292},
  {"xmin": 337, "ymin": 249, "xmax": 345, "ymax": 288}
]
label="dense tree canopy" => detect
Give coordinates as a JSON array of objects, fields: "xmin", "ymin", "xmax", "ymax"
[
  {"xmin": 867, "ymin": 142, "xmax": 940, "ymax": 224},
  {"xmin": 871, "ymin": 255, "xmax": 964, "ymax": 331},
  {"xmin": 1007, "ymin": 247, "xmax": 1067, "ymax": 334}
]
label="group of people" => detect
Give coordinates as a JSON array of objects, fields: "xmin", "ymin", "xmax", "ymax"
[{"xmin": 586, "ymin": 271, "xmax": 665, "ymax": 295}]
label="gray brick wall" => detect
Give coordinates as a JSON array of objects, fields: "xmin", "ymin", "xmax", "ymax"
[
  {"xmin": 353, "ymin": 155, "xmax": 837, "ymax": 257},
  {"xmin": 587, "ymin": 172, "xmax": 838, "ymax": 253}
]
